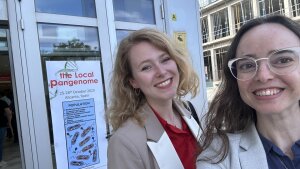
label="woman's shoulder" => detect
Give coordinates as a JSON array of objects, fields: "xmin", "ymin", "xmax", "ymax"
[
  {"xmin": 206, "ymin": 131, "xmax": 245, "ymax": 148},
  {"xmin": 110, "ymin": 118, "xmax": 146, "ymax": 140},
  {"xmin": 197, "ymin": 124, "xmax": 259, "ymax": 168},
  {"xmin": 198, "ymin": 132, "xmax": 242, "ymax": 158},
  {"xmin": 196, "ymin": 134, "xmax": 229, "ymax": 168}
]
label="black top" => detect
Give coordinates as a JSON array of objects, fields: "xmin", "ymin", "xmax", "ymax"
[{"xmin": 0, "ymin": 100, "xmax": 9, "ymax": 127}]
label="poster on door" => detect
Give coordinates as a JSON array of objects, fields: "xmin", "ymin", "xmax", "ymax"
[{"xmin": 46, "ymin": 60, "xmax": 107, "ymax": 169}]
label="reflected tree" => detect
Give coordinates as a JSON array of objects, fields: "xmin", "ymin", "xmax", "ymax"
[{"xmin": 53, "ymin": 38, "xmax": 92, "ymax": 51}]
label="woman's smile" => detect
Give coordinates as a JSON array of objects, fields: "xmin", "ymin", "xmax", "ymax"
[{"xmin": 155, "ymin": 78, "xmax": 172, "ymax": 88}]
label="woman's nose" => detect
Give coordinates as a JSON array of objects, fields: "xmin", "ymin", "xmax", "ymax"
[
  {"xmin": 253, "ymin": 62, "xmax": 275, "ymax": 83},
  {"xmin": 155, "ymin": 65, "xmax": 167, "ymax": 77}
]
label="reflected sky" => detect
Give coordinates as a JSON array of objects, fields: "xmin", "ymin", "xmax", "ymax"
[
  {"xmin": 38, "ymin": 24, "xmax": 99, "ymax": 54},
  {"xmin": 113, "ymin": 0, "xmax": 155, "ymax": 24},
  {"xmin": 35, "ymin": 0, "xmax": 96, "ymax": 17}
]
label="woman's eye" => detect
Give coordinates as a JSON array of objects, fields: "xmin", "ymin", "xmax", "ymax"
[
  {"xmin": 239, "ymin": 63, "xmax": 255, "ymax": 70},
  {"xmin": 271, "ymin": 52, "xmax": 296, "ymax": 67},
  {"xmin": 271, "ymin": 57, "xmax": 294, "ymax": 68},
  {"xmin": 236, "ymin": 60, "xmax": 256, "ymax": 72},
  {"xmin": 141, "ymin": 65, "xmax": 151, "ymax": 71},
  {"xmin": 161, "ymin": 57, "xmax": 171, "ymax": 63},
  {"xmin": 275, "ymin": 57, "xmax": 294, "ymax": 64}
]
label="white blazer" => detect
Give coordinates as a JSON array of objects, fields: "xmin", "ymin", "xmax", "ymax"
[{"xmin": 197, "ymin": 123, "xmax": 269, "ymax": 169}]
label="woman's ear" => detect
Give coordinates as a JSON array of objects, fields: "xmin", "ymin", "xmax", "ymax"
[{"xmin": 129, "ymin": 78, "xmax": 139, "ymax": 89}]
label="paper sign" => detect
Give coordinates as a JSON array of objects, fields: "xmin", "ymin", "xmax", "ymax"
[
  {"xmin": 173, "ymin": 32, "xmax": 187, "ymax": 49},
  {"xmin": 46, "ymin": 60, "xmax": 107, "ymax": 169}
]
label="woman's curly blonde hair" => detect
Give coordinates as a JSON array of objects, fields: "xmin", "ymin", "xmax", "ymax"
[{"xmin": 107, "ymin": 28, "xmax": 199, "ymax": 130}]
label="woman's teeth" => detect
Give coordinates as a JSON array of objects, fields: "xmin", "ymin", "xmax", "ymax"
[
  {"xmin": 254, "ymin": 88, "xmax": 281, "ymax": 96},
  {"xmin": 156, "ymin": 79, "xmax": 171, "ymax": 87}
]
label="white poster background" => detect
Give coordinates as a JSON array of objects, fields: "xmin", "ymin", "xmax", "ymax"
[{"xmin": 46, "ymin": 61, "xmax": 107, "ymax": 169}]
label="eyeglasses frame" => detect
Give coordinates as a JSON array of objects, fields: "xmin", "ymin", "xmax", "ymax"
[{"xmin": 227, "ymin": 46, "xmax": 300, "ymax": 81}]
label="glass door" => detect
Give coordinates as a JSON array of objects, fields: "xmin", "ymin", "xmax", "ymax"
[
  {"xmin": 6, "ymin": 0, "xmax": 165, "ymax": 168},
  {"xmin": 0, "ymin": 26, "xmax": 22, "ymax": 169}
]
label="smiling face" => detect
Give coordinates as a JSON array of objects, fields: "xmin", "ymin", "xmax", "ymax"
[
  {"xmin": 236, "ymin": 23, "xmax": 300, "ymax": 115},
  {"xmin": 129, "ymin": 41, "xmax": 179, "ymax": 106}
]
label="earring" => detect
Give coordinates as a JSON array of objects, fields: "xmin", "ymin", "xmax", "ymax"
[{"xmin": 134, "ymin": 89, "xmax": 140, "ymax": 96}]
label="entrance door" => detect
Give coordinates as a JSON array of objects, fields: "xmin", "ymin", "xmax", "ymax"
[
  {"xmin": 0, "ymin": 26, "xmax": 22, "ymax": 168},
  {"xmin": 6, "ymin": 0, "xmax": 165, "ymax": 168}
]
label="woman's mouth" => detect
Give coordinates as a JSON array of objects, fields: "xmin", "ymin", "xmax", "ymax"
[
  {"xmin": 253, "ymin": 88, "xmax": 282, "ymax": 96},
  {"xmin": 155, "ymin": 78, "xmax": 172, "ymax": 87}
]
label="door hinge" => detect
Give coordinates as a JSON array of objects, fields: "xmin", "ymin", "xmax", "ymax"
[{"xmin": 160, "ymin": 4, "xmax": 165, "ymax": 19}]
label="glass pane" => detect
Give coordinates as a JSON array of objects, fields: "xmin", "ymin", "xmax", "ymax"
[
  {"xmin": 38, "ymin": 24, "xmax": 100, "ymax": 57},
  {"xmin": 38, "ymin": 24, "xmax": 103, "ymax": 168},
  {"xmin": 212, "ymin": 9, "xmax": 230, "ymax": 40},
  {"xmin": 113, "ymin": 0, "xmax": 155, "ymax": 24},
  {"xmin": 116, "ymin": 29, "xmax": 133, "ymax": 44},
  {"xmin": 0, "ymin": 28, "xmax": 22, "ymax": 168},
  {"xmin": 35, "ymin": 0, "xmax": 96, "ymax": 17},
  {"xmin": 0, "ymin": 29, "xmax": 8, "ymax": 49}
]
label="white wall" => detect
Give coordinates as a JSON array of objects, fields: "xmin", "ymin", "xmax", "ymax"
[{"xmin": 164, "ymin": 0, "xmax": 208, "ymax": 118}]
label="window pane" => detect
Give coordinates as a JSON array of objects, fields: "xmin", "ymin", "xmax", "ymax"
[
  {"xmin": 203, "ymin": 51, "xmax": 212, "ymax": 84},
  {"xmin": 215, "ymin": 47, "xmax": 228, "ymax": 81},
  {"xmin": 113, "ymin": 0, "xmax": 155, "ymax": 24},
  {"xmin": 212, "ymin": 9, "xmax": 230, "ymax": 40},
  {"xmin": 116, "ymin": 29, "xmax": 133, "ymax": 44},
  {"xmin": 35, "ymin": 0, "xmax": 96, "ymax": 17},
  {"xmin": 201, "ymin": 17, "xmax": 209, "ymax": 43},
  {"xmin": 38, "ymin": 24, "xmax": 100, "ymax": 57},
  {"xmin": 0, "ymin": 29, "xmax": 8, "ymax": 49},
  {"xmin": 233, "ymin": 0, "xmax": 253, "ymax": 32},
  {"xmin": 291, "ymin": 0, "xmax": 300, "ymax": 17}
]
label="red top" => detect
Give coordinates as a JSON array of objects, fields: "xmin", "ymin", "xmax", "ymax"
[{"xmin": 152, "ymin": 108, "xmax": 200, "ymax": 169}]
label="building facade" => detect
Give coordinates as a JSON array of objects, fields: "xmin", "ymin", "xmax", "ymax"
[
  {"xmin": 0, "ymin": 0, "xmax": 207, "ymax": 168},
  {"xmin": 199, "ymin": 0, "xmax": 300, "ymax": 87}
]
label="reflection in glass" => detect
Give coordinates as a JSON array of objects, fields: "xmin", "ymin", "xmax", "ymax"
[
  {"xmin": 116, "ymin": 30, "xmax": 133, "ymax": 44},
  {"xmin": 113, "ymin": 0, "xmax": 155, "ymax": 24},
  {"xmin": 0, "ymin": 29, "xmax": 7, "ymax": 49},
  {"xmin": 38, "ymin": 24, "xmax": 100, "ymax": 58},
  {"xmin": 35, "ymin": 0, "xmax": 96, "ymax": 17}
]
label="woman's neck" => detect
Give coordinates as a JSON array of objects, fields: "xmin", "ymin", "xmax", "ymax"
[
  {"xmin": 148, "ymin": 99, "xmax": 182, "ymax": 129},
  {"xmin": 256, "ymin": 109, "xmax": 300, "ymax": 159}
]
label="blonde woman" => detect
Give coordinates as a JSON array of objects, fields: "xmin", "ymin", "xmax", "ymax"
[{"xmin": 107, "ymin": 28, "xmax": 201, "ymax": 169}]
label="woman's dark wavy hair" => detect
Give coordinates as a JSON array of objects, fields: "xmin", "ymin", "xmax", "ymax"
[{"xmin": 201, "ymin": 15, "xmax": 300, "ymax": 162}]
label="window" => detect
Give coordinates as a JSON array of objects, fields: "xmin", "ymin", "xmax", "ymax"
[
  {"xmin": 212, "ymin": 9, "xmax": 230, "ymax": 40},
  {"xmin": 200, "ymin": 0, "xmax": 218, "ymax": 8},
  {"xmin": 201, "ymin": 17, "xmax": 209, "ymax": 43},
  {"xmin": 291, "ymin": 0, "xmax": 300, "ymax": 17},
  {"xmin": 113, "ymin": 0, "xmax": 155, "ymax": 24},
  {"xmin": 232, "ymin": 0, "xmax": 253, "ymax": 32},
  {"xmin": 258, "ymin": 0, "xmax": 285, "ymax": 16},
  {"xmin": 0, "ymin": 29, "xmax": 7, "ymax": 49},
  {"xmin": 116, "ymin": 30, "xmax": 134, "ymax": 44},
  {"xmin": 215, "ymin": 47, "xmax": 228, "ymax": 80},
  {"xmin": 204, "ymin": 51, "xmax": 213, "ymax": 85},
  {"xmin": 38, "ymin": 24, "xmax": 100, "ymax": 57},
  {"xmin": 35, "ymin": 0, "xmax": 96, "ymax": 17}
]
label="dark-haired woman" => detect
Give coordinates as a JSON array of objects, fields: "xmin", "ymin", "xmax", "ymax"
[{"xmin": 197, "ymin": 15, "xmax": 300, "ymax": 169}]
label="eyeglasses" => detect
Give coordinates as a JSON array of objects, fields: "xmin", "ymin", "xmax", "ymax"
[{"xmin": 228, "ymin": 47, "xmax": 300, "ymax": 81}]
